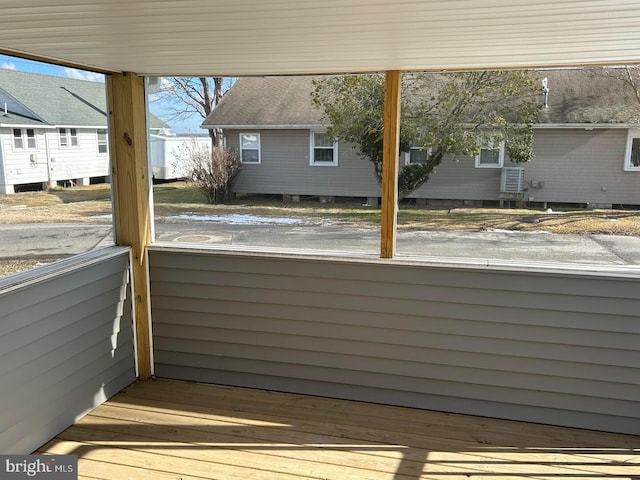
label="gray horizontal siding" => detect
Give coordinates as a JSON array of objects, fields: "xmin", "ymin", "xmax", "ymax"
[
  {"xmin": 520, "ymin": 128, "xmax": 638, "ymax": 205},
  {"xmin": 410, "ymin": 154, "xmax": 502, "ymax": 200},
  {"xmin": 0, "ymin": 247, "xmax": 136, "ymax": 454},
  {"xmin": 228, "ymin": 129, "xmax": 381, "ymax": 197},
  {"xmin": 149, "ymin": 248, "xmax": 640, "ymax": 435},
  {"xmin": 226, "ymin": 127, "xmax": 640, "ymax": 205}
]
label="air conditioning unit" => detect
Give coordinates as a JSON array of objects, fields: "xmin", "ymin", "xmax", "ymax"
[{"xmin": 500, "ymin": 167, "xmax": 525, "ymax": 194}]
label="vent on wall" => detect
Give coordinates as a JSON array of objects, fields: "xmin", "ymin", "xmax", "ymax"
[{"xmin": 501, "ymin": 167, "xmax": 525, "ymax": 193}]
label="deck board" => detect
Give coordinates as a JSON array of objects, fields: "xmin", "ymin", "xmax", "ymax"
[{"xmin": 39, "ymin": 379, "xmax": 640, "ymax": 479}]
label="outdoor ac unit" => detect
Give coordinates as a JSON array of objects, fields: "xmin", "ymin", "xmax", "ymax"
[{"xmin": 500, "ymin": 167, "xmax": 525, "ymax": 194}]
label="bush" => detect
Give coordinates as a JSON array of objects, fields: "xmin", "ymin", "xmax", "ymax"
[{"xmin": 174, "ymin": 141, "xmax": 241, "ymax": 203}]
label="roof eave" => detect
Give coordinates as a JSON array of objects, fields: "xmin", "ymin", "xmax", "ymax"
[
  {"xmin": 203, "ymin": 122, "xmax": 632, "ymax": 130},
  {"xmin": 534, "ymin": 123, "xmax": 632, "ymax": 129},
  {"xmin": 201, "ymin": 123, "xmax": 328, "ymax": 130}
]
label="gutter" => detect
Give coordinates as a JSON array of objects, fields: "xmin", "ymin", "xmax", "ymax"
[
  {"xmin": 534, "ymin": 123, "xmax": 632, "ymax": 129},
  {"xmin": 201, "ymin": 124, "xmax": 326, "ymax": 130},
  {"xmin": 202, "ymin": 122, "xmax": 632, "ymax": 130},
  {"xmin": 0, "ymin": 123, "xmax": 55, "ymax": 129}
]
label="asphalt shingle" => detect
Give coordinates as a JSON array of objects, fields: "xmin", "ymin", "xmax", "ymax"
[
  {"xmin": 0, "ymin": 69, "xmax": 167, "ymax": 129},
  {"xmin": 203, "ymin": 69, "xmax": 640, "ymax": 127}
]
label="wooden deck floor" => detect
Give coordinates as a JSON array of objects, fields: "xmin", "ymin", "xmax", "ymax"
[{"xmin": 39, "ymin": 378, "xmax": 639, "ymax": 479}]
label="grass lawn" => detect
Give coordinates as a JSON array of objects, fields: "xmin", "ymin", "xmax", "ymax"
[{"xmin": 0, "ymin": 181, "xmax": 639, "ymax": 236}]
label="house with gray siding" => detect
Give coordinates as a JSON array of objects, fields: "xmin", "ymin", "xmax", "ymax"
[
  {"xmin": 203, "ymin": 70, "xmax": 640, "ymax": 207},
  {"xmin": 0, "ymin": 69, "xmax": 168, "ymax": 194}
]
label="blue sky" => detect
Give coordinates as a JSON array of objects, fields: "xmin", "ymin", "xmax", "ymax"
[{"xmin": 0, "ymin": 54, "xmax": 204, "ymax": 133}]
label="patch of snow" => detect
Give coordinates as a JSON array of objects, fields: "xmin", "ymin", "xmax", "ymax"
[
  {"xmin": 491, "ymin": 229, "xmax": 550, "ymax": 234},
  {"xmin": 166, "ymin": 214, "xmax": 304, "ymax": 225},
  {"xmin": 91, "ymin": 214, "xmax": 113, "ymax": 219}
]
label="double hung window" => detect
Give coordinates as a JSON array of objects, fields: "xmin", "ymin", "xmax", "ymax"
[
  {"xmin": 240, "ymin": 133, "xmax": 261, "ymax": 163},
  {"xmin": 59, "ymin": 128, "xmax": 79, "ymax": 148},
  {"xmin": 310, "ymin": 131, "xmax": 338, "ymax": 166}
]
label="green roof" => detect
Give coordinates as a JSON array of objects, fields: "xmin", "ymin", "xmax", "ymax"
[{"xmin": 0, "ymin": 69, "xmax": 167, "ymax": 129}]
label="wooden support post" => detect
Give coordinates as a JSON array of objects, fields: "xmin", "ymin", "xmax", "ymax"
[
  {"xmin": 380, "ymin": 71, "xmax": 401, "ymax": 258},
  {"xmin": 106, "ymin": 72, "xmax": 153, "ymax": 380}
]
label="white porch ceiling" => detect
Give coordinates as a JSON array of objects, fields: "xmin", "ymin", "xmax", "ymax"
[{"xmin": 1, "ymin": 0, "xmax": 640, "ymax": 76}]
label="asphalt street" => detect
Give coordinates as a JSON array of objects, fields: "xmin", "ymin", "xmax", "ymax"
[{"xmin": 2, "ymin": 221, "xmax": 640, "ymax": 266}]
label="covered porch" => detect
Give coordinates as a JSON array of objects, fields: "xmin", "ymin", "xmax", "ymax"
[{"xmin": 1, "ymin": 1, "xmax": 640, "ymax": 477}]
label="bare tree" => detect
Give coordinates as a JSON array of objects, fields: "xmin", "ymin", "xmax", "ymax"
[
  {"xmin": 154, "ymin": 77, "xmax": 230, "ymax": 146},
  {"xmin": 600, "ymin": 66, "xmax": 640, "ymax": 110}
]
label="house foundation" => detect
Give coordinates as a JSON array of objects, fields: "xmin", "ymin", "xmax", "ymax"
[{"xmin": 0, "ymin": 184, "xmax": 14, "ymax": 195}]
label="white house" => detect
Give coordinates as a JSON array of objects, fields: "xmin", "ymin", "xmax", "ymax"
[
  {"xmin": 149, "ymin": 133, "xmax": 211, "ymax": 180},
  {"xmin": 0, "ymin": 69, "xmax": 168, "ymax": 194}
]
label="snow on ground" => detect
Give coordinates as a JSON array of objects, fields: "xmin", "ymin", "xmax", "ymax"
[
  {"xmin": 92, "ymin": 212, "xmax": 335, "ymax": 225},
  {"xmin": 490, "ymin": 229, "xmax": 550, "ymax": 234},
  {"xmin": 164, "ymin": 213, "xmax": 313, "ymax": 225}
]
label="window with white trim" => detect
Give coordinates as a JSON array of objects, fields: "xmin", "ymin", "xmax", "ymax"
[
  {"xmin": 624, "ymin": 129, "xmax": 640, "ymax": 171},
  {"xmin": 405, "ymin": 146, "xmax": 431, "ymax": 165},
  {"xmin": 97, "ymin": 129, "xmax": 108, "ymax": 154},
  {"xmin": 310, "ymin": 131, "xmax": 338, "ymax": 166},
  {"xmin": 59, "ymin": 128, "xmax": 79, "ymax": 148},
  {"xmin": 12, "ymin": 128, "xmax": 37, "ymax": 150},
  {"xmin": 240, "ymin": 133, "xmax": 260, "ymax": 163},
  {"xmin": 475, "ymin": 142, "xmax": 504, "ymax": 168}
]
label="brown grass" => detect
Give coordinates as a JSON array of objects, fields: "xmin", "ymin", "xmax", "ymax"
[
  {"xmin": 1, "ymin": 183, "xmax": 639, "ymax": 236},
  {"xmin": 398, "ymin": 207, "xmax": 640, "ymax": 236},
  {"xmin": 0, "ymin": 256, "xmax": 71, "ymax": 278}
]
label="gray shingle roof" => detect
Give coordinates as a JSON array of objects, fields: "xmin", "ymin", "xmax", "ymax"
[
  {"xmin": 203, "ymin": 69, "xmax": 640, "ymax": 128},
  {"xmin": 202, "ymin": 76, "xmax": 325, "ymax": 128},
  {"xmin": 541, "ymin": 69, "xmax": 640, "ymax": 124},
  {"xmin": 0, "ymin": 69, "xmax": 167, "ymax": 129}
]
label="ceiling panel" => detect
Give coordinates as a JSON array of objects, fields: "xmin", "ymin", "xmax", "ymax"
[{"xmin": 1, "ymin": 0, "xmax": 640, "ymax": 75}]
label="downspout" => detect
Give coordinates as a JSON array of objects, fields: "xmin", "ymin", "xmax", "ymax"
[
  {"xmin": 44, "ymin": 129, "xmax": 54, "ymax": 188},
  {"xmin": 0, "ymin": 114, "xmax": 7, "ymax": 193}
]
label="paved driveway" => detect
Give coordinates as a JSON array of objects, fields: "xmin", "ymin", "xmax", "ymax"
[
  {"xmin": 154, "ymin": 222, "xmax": 640, "ymax": 266},
  {"xmin": 2, "ymin": 221, "xmax": 640, "ymax": 267}
]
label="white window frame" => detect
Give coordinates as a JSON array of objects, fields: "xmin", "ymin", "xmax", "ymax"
[
  {"xmin": 475, "ymin": 142, "xmax": 504, "ymax": 168},
  {"xmin": 310, "ymin": 130, "xmax": 338, "ymax": 166},
  {"xmin": 404, "ymin": 146, "xmax": 431, "ymax": 165},
  {"xmin": 624, "ymin": 129, "xmax": 640, "ymax": 171},
  {"xmin": 97, "ymin": 129, "xmax": 108, "ymax": 155},
  {"xmin": 12, "ymin": 128, "xmax": 37, "ymax": 151},
  {"xmin": 239, "ymin": 133, "xmax": 261, "ymax": 164},
  {"xmin": 59, "ymin": 128, "xmax": 79, "ymax": 148}
]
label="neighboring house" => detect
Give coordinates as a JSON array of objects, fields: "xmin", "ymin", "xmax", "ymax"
[
  {"xmin": 0, "ymin": 69, "xmax": 168, "ymax": 194},
  {"xmin": 202, "ymin": 70, "xmax": 640, "ymax": 207}
]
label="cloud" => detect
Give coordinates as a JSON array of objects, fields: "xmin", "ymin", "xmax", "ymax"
[
  {"xmin": 62, "ymin": 67, "xmax": 104, "ymax": 82},
  {"xmin": 1, "ymin": 61, "xmax": 16, "ymax": 70}
]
